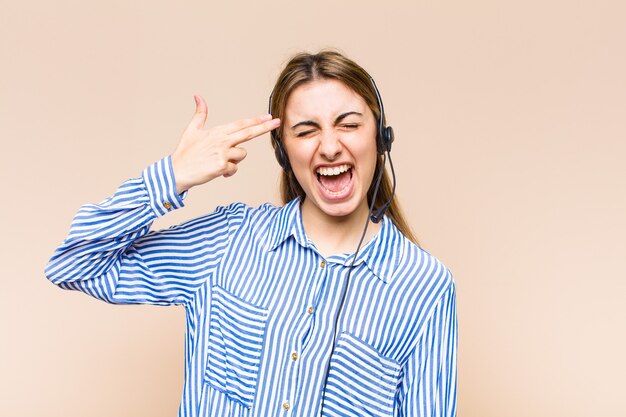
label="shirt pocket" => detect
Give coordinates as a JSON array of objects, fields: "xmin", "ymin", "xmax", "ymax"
[
  {"xmin": 322, "ymin": 332, "xmax": 402, "ymax": 417},
  {"xmin": 204, "ymin": 285, "xmax": 269, "ymax": 410}
]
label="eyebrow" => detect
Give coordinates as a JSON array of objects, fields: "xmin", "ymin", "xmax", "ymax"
[{"xmin": 290, "ymin": 111, "xmax": 363, "ymax": 130}]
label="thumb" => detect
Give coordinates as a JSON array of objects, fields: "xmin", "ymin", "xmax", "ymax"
[{"xmin": 188, "ymin": 95, "xmax": 208, "ymax": 130}]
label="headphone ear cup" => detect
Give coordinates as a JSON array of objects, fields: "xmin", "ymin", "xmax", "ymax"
[
  {"xmin": 272, "ymin": 131, "xmax": 291, "ymax": 171},
  {"xmin": 384, "ymin": 126, "xmax": 394, "ymax": 152},
  {"xmin": 377, "ymin": 126, "xmax": 394, "ymax": 154},
  {"xmin": 376, "ymin": 129, "xmax": 384, "ymax": 154}
]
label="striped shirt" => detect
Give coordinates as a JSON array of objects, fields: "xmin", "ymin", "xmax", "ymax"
[{"xmin": 46, "ymin": 156, "xmax": 457, "ymax": 417}]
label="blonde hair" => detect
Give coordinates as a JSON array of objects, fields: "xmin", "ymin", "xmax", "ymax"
[{"xmin": 269, "ymin": 50, "xmax": 419, "ymax": 245}]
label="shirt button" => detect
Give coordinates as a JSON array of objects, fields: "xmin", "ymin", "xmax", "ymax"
[
  {"xmin": 163, "ymin": 201, "xmax": 172, "ymax": 209},
  {"xmin": 307, "ymin": 306, "xmax": 314, "ymax": 314},
  {"xmin": 291, "ymin": 352, "xmax": 298, "ymax": 361},
  {"xmin": 320, "ymin": 260, "xmax": 326, "ymax": 268},
  {"xmin": 282, "ymin": 401, "xmax": 290, "ymax": 410}
]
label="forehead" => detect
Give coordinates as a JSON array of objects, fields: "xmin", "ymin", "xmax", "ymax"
[{"xmin": 284, "ymin": 79, "xmax": 369, "ymax": 121}]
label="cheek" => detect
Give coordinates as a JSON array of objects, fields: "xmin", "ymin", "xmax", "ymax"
[
  {"xmin": 361, "ymin": 143, "xmax": 380, "ymax": 180},
  {"xmin": 351, "ymin": 133, "xmax": 378, "ymax": 164},
  {"xmin": 284, "ymin": 140, "xmax": 315, "ymax": 166}
]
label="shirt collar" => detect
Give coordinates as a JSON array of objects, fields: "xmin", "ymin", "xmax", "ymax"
[
  {"xmin": 266, "ymin": 198, "xmax": 308, "ymax": 252},
  {"xmin": 267, "ymin": 198, "xmax": 405, "ymax": 283}
]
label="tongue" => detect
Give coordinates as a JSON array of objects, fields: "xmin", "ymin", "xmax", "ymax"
[{"xmin": 319, "ymin": 170, "xmax": 351, "ymax": 192}]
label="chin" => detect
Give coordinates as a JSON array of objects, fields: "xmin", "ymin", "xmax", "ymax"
[{"xmin": 310, "ymin": 196, "xmax": 365, "ymax": 220}]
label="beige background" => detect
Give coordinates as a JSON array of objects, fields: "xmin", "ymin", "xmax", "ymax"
[{"xmin": 1, "ymin": 0, "xmax": 625, "ymax": 416}]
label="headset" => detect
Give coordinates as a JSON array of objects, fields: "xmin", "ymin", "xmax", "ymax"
[{"xmin": 268, "ymin": 76, "xmax": 396, "ymax": 223}]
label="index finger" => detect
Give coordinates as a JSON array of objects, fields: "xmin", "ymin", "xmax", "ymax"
[
  {"xmin": 228, "ymin": 118, "xmax": 281, "ymax": 146},
  {"xmin": 221, "ymin": 114, "xmax": 274, "ymax": 134}
]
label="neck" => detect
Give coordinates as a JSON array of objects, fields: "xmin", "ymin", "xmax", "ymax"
[{"xmin": 300, "ymin": 199, "xmax": 381, "ymax": 258}]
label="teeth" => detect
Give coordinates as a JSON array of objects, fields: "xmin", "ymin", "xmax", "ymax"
[{"xmin": 317, "ymin": 164, "xmax": 351, "ymax": 176}]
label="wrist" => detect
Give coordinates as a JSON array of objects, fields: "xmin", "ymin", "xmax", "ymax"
[
  {"xmin": 170, "ymin": 153, "xmax": 192, "ymax": 194},
  {"xmin": 142, "ymin": 156, "xmax": 186, "ymax": 217}
]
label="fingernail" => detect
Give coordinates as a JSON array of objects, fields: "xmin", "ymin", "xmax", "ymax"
[{"xmin": 194, "ymin": 95, "xmax": 199, "ymax": 106}]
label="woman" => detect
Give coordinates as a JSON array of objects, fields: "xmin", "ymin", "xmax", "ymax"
[{"xmin": 46, "ymin": 51, "xmax": 457, "ymax": 417}]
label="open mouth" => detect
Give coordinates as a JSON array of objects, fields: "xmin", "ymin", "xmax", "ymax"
[{"xmin": 316, "ymin": 164, "xmax": 353, "ymax": 197}]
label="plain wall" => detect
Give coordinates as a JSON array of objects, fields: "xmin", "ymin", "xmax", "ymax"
[{"xmin": 1, "ymin": 0, "xmax": 625, "ymax": 416}]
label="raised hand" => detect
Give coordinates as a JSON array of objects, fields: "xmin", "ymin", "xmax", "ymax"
[{"xmin": 171, "ymin": 95, "xmax": 281, "ymax": 194}]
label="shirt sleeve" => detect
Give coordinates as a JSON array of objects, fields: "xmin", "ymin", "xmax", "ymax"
[
  {"xmin": 45, "ymin": 156, "xmax": 243, "ymax": 307},
  {"xmin": 398, "ymin": 281, "xmax": 458, "ymax": 417}
]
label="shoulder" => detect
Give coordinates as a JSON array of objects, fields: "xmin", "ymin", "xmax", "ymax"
[
  {"xmin": 389, "ymin": 223, "xmax": 455, "ymax": 299},
  {"xmin": 407, "ymin": 241, "xmax": 453, "ymax": 286},
  {"xmin": 212, "ymin": 201, "xmax": 285, "ymax": 229},
  {"xmin": 163, "ymin": 201, "xmax": 282, "ymax": 235},
  {"xmin": 213, "ymin": 201, "xmax": 277, "ymax": 220},
  {"xmin": 392, "ymin": 235, "xmax": 456, "ymax": 337},
  {"xmin": 211, "ymin": 201, "xmax": 290, "ymax": 236}
]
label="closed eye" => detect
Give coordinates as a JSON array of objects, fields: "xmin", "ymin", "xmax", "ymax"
[
  {"xmin": 296, "ymin": 130, "xmax": 316, "ymax": 138},
  {"xmin": 340, "ymin": 123, "xmax": 360, "ymax": 129}
]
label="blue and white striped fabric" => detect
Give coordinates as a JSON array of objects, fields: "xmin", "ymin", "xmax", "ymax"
[{"xmin": 46, "ymin": 156, "xmax": 457, "ymax": 417}]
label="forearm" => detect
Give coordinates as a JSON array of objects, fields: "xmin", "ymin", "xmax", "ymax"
[{"xmin": 45, "ymin": 157, "xmax": 184, "ymax": 297}]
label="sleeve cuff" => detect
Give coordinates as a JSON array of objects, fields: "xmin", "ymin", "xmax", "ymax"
[{"xmin": 142, "ymin": 156, "xmax": 186, "ymax": 217}]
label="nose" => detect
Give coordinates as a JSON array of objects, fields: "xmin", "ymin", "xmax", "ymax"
[{"xmin": 318, "ymin": 129, "xmax": 343, "ymax": 161}]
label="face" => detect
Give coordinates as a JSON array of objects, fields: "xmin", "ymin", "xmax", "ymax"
[{"xmin": 282, "ymin": 78, "xmax": 378, "ymax": 223}]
